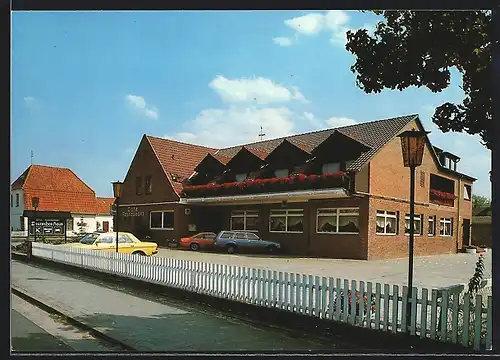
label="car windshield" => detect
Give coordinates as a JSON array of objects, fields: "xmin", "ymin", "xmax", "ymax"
[{"xmin": 79, "ymin": 233, "xmax": 100, "ymax": 245}]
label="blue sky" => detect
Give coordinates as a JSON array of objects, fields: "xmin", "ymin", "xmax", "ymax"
[{"xmin": 12, "ymin": 11, "xmax": 491, "ymax": 198}]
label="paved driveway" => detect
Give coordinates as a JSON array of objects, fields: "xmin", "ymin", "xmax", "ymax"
[{"xmin": 156, "ymin": 248, "xmax": 492, "ymax": 290}]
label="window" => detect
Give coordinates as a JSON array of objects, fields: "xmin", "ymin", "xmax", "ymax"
[
  {"xmin": 145, "ymin": 175, "xmax": 153, "ymax": 195},
  {"xmin": 235, "ymin": 173, "xmax": 247, "ymax": 182},
  {"xmin": 67, "ymin": 218, "xmax": 74, "ymax": 231},
  {"xmin": 150, "ymin": 211, "xmax": 174, "ymax": 230},
  {"xmin": 316, "ymin": 208, "xmax": 359, "ymax": 234},
  {"xmin": 464, "ymin": 185, "xmax": 471, "ymax": 201},
  {"xmin": 420, "ymin": 171, "xmax": 425, "ymax": 188},
  {"xmin": 345, "ymin": 160, "xmax": 354, "ymax": 169},
  {"xmin": 269, "ymin": 209, "xmax": 304, "ymax": 233},
  {"xmin": 428, "ymin": 216, "xmax": 436, "ymax": 236},
  {"xmin": 275, "ymin": 169, "xmax": 289, "ymax": 178},
  {"xmin": 220, "ymin": 232, "xmax": 233, "ymax": 239},
  {"xmin": 376, "ymin": 211, "xmax": 398, "ymax": 235},
  {"xmin": 135, "ymin": 176, "xmax": 142, "ymax": 195},
  {"xmin": 322, "ymin": 162, "xmax": 340, "ymax": 174},
  {"xmin": 10, "ymin": 194, "xmax": 12, "ymax": 208},
  {"xmin": 118, "ymin": 234, "xmax": 133, "ymax": 243},
  {"xmin": 405, "ymin": 214, "xmax": 423, "ymax": 235},
  {"xmin": 245, "ymin": 232, "xmax": 260, "ymax": 240},
  {"xmin": 230, "ymin": 210, "xmax": 259, "ymax": 231},
  {"xmin": 440, "ymin": 218, "xmax": 453, "ymax": 236},
  {"xmin": 99, "ymin": 235, "xmax": 114, "ymax": 244},
  {"xmin": 15, "ymin": 194, "xmax": 19, "ymax": 207}
]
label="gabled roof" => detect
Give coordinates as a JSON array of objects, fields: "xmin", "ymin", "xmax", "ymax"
[
  {"xmin": 12, "ymin": 164, "xmax": 114, "ymax": 215},
  {"xmin": 95, "ymin": 197, "xmax": 115, "ymax": 215},
  {"xmin": 146, "ymin": 135, "xmax": 217, "ymax": 195}
]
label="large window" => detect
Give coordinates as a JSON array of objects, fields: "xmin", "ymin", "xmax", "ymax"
[
  {"xmin": 322, "ymin": 162, "xmax": 340, "ymax": 174},
  {"xmin": 135, "ymin": 176, "xmax": 142, "ymax": 195},
  {"xmin": 235, "ymin": 173, "xmax": 247, "ymax": 182},
  {"xmin": 405, "ymin": 214, "xmax": 422, "ymax": 235},
  {"xmin": 269, "ymin": 209, "xmax": 304, "ymax": 233},
  {"xmin": 316, "ymin": 208, "xmax": 359, "ymax": 234},
  {"xmin": 376, "ymin": 210, "xmax": 398, "ymax": 235},
  {"xmin": 440, "ymin": 218, "xmax": 453, "ymax": 236},
  {"xmin": 145, "ymin": 175, "xmax": 153, "ymax": 195},
  {"xmin": 230, "ymin": 210, "xmax": 259, "ymax": 231},
  {"xmin": 428, "ymin": 216, "xmax": 436, "ymax": 236},
  {"xmin": 150, "ymin": 211, "xmax": 174, "ymax": 230}
]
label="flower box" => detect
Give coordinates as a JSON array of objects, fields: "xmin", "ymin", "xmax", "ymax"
[
  {"xmin": 429, "ymin": 189, "xmax": 456, "ymax": 207},
  {"xmin": 182, "ymin": 172, "xmax": 346, "ymax": 198}
]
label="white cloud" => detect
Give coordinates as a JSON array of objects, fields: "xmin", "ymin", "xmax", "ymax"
[
  {"xmin": 125, "ymin": 94, "xmax": 159, "ymax": 120},
  {"xmin": 24, "ymin": 96, "xmax": 36, "ymax": 103},
  {"xmin": 326, "ymin": 116, "xmax": 357, "ymax": 127},
  {"xmin": 277, "ymin": 10, "xmax": 374, "ymax": 47},
  {"xmin": 209, "ymin": 75, "xmax": 309, "ymax": 105},
  {"xmin": 273, "ymin": 37, "xmax": 293, "ymax": 47},
  {"xmin": 167, "ymin": 107, "xmax": 297, "ymax": 148}
]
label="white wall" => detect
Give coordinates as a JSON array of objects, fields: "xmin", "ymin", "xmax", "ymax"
[
  {"xmin": 10, "ymin": 190, "xmax": 24, "ymax": 231},
  {"xmin": 96, "ymin": 215, "xmax": 114, "ymax": 232}
]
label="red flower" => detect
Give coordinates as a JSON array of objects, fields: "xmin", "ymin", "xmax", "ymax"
[
  {"xmin": 270, "ymin": 178, "xmax": 279, "ymax": 184},
  {"xmin": 430, "ymin": 189, "xmax": 456, "ymax": 200},
  {"xmin": 296, "ymin": 174, "xmax": 307, "ymax": 181},
  {"xmin": 307, "ymin": 174, "xmax": 318, "ymax": 182}
]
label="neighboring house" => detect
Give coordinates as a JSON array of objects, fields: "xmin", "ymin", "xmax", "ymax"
[
  {"xmin": 118, "ymin": 114, "xmax": 475, "ymax": 260},
  {"xmin": 471, "ymin": 207, "xmax": 491, "ymax": 247},
  {"xmin": 11, "ymin": 165, "xmax": 114, "ymax": 236}
]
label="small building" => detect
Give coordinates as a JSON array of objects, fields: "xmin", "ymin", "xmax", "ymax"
[
  {"xmin": 11, "ymin": 164, "xmax": 115, "ymax": 237},
  {"xmin": 471, "ymin": 207, "xmax": 491, "ymax": 247},
  {"xmin": 117, "ymin": 114, "xmax": 476, "ymax": 260}
]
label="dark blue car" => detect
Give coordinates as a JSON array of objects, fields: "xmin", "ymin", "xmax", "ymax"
[{"xmin": 214, "ymin": 230, "xmax": 281, "ymax": 254}]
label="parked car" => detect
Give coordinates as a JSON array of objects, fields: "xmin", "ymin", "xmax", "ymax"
[
  {"xmin": 60, "ymin": 231, "xmax": 158, "ymax": 256},
  {"xmin": 214, "ymin": 231, "xmax": 281, "ymax": 254},
  {"xmin": 179, "ymin": 232, "xmax": 217, "ymax": 251}
]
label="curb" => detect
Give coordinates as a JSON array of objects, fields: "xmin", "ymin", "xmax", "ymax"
[
  {"xmin": 11, "ymin": 286, "xmax": 138, "ymax": 352},
  {"xmin": 13, "ymin": 254, "xmax": 477, "ymax": 353}
]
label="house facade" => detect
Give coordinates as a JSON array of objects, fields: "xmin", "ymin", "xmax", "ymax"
[
  {"xmin": 117, "ymin": 114, "xmax": 475, "ymax": 260},
  {"xmin": 11, "ymin": 165, "xmax": 115, "ymax": 237}
]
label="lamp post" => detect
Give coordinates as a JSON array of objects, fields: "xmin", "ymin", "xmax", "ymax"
[
  {"xmin": 32, "ymin": 197, "xmax": 39, "ymax": 242},
  {"xmin": 398, "ymin": 129, "xmax": 429, "ymax": 328},
  {"xmin": 112, "ymin": 181, "xmax": 123, "ymax": 253}
]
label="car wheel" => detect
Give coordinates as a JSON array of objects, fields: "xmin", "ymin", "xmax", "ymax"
[
  {"xmin": 227, "ymin": 245, "xmax": 236, "ymax": 254},
  {"xmin": 132, "ymin": 251, "xmax": 146, "ymax": 256},
  {"xmin": 190, "ymin": 243, "xmax": 200, "ymax": 251}
]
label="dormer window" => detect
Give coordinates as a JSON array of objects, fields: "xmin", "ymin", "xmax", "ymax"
[
  {"xmin": 322, "ymin": 162, "xmax": 340, "ymax": 174},
  {"xmin": 235, "ymin": 173, "xmax": 247, "ymax": 182},
  {"xmin": 275, "ymin": 169, "xmax": 289, "ymax": 178}
]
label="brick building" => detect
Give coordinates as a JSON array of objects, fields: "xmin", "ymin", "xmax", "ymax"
[
  {"xmin": 11, "ymin": 165, "xmax": 115, "ymax": 236},
  {"xmin": 117, "ymin": 114, "xmax": 475, "ymax": 259}
]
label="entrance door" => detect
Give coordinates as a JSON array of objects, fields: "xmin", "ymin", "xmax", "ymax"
[
  {"xmin": 463, "ymin": 218, "xmax": 471, "ymax": 247},
  {"xmin": 103, "ymin": 221, "xmax": 109, "ymax": 232}
]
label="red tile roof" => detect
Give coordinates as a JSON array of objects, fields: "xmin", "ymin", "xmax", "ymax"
[
  {"xmin": 95, "ymin": 197, "xmax": 115, "ymax": 215},
  {"xmin": 142, "ymin": 115, "xmax": 427, "ymax": 196},
  {"xmin": 12, "ymin": 165, "xmax": 114, "ymax": 215},
  {"xmin": 146, "ymin": 136, "xmax": 217, "ymax": 195}
]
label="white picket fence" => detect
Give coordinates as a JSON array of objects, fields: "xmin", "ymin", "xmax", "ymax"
[{"xmin": 30, "ymin": 243, "xmax": 492, "ymax": 351}]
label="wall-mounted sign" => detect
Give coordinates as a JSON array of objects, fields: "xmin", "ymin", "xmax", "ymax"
[
  {"xmin": 122, "ymin": 206, "xmax": 145, "ymax": 217},
  {"xmin": 188, "ymin": 224, "xmax": 196, "ymax": 232},
  {"xmin": 29, "ymin": 220, "xmax": 65, "ymax": 236}
]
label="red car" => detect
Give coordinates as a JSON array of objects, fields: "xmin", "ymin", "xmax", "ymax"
[{"xmin": 179, "ymin": 232, "xmax": 217, "ymax": 251}]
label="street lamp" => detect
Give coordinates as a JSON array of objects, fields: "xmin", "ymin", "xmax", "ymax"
[
  {"xmin": 32, "ymin": 197, "xmax": 39, "ymax": 242},
  {"xmin": 112, "ymin": 181, "xmax": 123, "ymax": 253},
  {"xmin": 398, "ymin": 129, "xmax": 430, "ymax": 328}
]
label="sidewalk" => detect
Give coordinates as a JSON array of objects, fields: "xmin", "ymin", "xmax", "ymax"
[{"xmin": 11, "ymin": 261, "xmax": 338, "ymax": 352}]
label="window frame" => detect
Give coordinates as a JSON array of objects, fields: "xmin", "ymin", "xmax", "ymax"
[
  {"xmin": 15, "ymin": 193, "xmax": 19, "ymax": 207},
  {"xmin": 230, "ymin": 210, "xmax": 259, "ymax": 231},
  {"xmin": 145, "ymin": 175, "xmax": 153, "ymax": 195},
  {"xmin": 439, "ymin": 217, "xmax": 453, "ymax": 237},
  {"xmin": 428, "ymin": 215, "xmax": 436, "ymax": 237},
  {"xmin": 375, "ymin": 210, "xmax": 398, "ymax": 235},
  {"xmin": 269, "ymin": 209, "xmax": 304, "ymax": 234},
  {"xmin": 316, "ymin": 207, "xmax": 360, "ymax": 235},
  {"xmin": 404, "ymin": 214, "xmax": 423, "ymax": 236},
  {"xmin": 149, "ymin": 210, "xmax": 175, "ymax": 230},
  {"xmin": 464, "ymin": 184, "xmax": 471, "ymax": 201}
]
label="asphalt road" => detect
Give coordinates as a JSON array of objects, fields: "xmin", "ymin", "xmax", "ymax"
[{"xmin": 11, "ymin": 309, "xmax": 73, "ymax": 352}]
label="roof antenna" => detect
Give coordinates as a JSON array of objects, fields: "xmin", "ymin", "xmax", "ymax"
[
  {"xmin": 258, "ymin": 126, "xmax": 266, "ymax": 141},
  {"xmin": 30, "ymin": 150, "xmax": 34, "ymax": 165}
]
